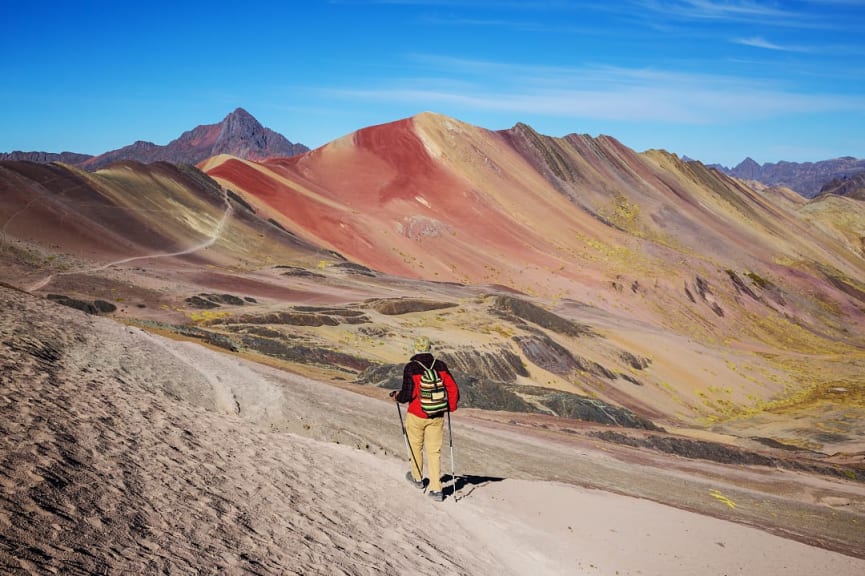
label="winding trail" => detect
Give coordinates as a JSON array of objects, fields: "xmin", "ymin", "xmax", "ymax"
[
  {"xmin": 25, "ymin": 191, "xmax": 234, "ymax": 292},
  {"xmin": 0, "ymin": 198, "xmax": 42, "ymax": 249}
]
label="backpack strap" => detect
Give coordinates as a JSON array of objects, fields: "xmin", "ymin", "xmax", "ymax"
[{"xmin": 413, "ymin": 356, "xmax": 435, "ymax": 372}]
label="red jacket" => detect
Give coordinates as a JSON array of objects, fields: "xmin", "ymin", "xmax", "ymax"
[{"xmin": 396, "ymin": 353, "xmax": 459, "ymax": 418}]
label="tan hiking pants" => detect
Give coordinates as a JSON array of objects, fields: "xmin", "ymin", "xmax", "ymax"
[{"xmin": 405, "ymin": 412, "xmax": 444, "ymax": 492}]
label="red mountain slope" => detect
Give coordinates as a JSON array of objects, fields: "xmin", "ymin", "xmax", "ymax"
[
  {"xmin": 202, "ymin": 113, "xmax": 865, "ymax": 345},
  {"xmin": 205, "ymin": 116, "xmax": 625, "ymax": 289}
]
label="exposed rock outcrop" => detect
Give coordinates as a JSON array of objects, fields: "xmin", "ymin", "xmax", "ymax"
[
  {"xmin": 46, "ymin": 294, "xmax": 116, "ymax": 315},
  {"xmin": 491, "ymin": 296, "xmax": 594, "ymax": 338}
]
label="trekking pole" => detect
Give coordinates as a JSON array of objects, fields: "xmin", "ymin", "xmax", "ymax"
[
  {"xmin": 392, "ymin": 392, "xmax": 420, "ymax": 479},
  {"xmin": 447, "ymin": 410, "xmax": 457, "ymax": 502}
]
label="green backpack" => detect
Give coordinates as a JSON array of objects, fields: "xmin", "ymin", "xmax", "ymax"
[{"xmin": 414, "ymin": 357, "xmax": 448, "ymax": 417}]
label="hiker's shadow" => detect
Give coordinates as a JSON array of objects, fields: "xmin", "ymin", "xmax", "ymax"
[{"xmin": 442, "ymin": 474, "xmax": 504, "ymax": 500}]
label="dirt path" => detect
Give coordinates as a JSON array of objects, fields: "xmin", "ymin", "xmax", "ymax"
[{"xmin": 24, "ymin": 190, "xmax": 234, "ymax": 292}]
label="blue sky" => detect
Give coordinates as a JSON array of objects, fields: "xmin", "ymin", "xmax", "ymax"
[{"xmin": 1, "ymin": 0, "xmax": 863, "ymax": 166}]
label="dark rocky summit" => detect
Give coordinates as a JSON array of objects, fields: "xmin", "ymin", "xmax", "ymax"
[{"xmin": 1, "ymin": 108, "xmax": 308, "ymax": 170}]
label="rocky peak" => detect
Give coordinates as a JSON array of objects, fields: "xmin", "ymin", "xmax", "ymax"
[
  {"xmin": 211, "ymin": 108, "xmax": 300, "ymax": 158},
  {"xmin": 732, "ymin": 157, "xmax": 761, "ymax": 179},
  {"xmin": 211, "ymin": 108, "xmax": 260, "ymax": 144},
  {"xmin": 224, "ymin": 107, "xmax": 256, "ymax": 127}
]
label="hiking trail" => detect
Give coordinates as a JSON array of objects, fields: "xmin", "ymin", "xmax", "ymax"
[{"xmin": 24, "ymin": 191, "xmax": 234, "ymax": 292}]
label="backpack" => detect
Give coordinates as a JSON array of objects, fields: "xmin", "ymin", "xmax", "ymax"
[{"xmin": 414, "ymin": 357, "xmax": 448, "ymax": 417}]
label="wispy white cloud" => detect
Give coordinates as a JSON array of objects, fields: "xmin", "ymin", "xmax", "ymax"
[
  {"xmin": 366, "ymin": 0, "xmax": 863, "ymax": 34},
  {"xmin": 632, "ymin": 0, "xmax": 841, "ymax": 29},
  {"xmin": 806, "ymin": 0, "xmax": 865, "ymax": 5},
  {"xmin": 341, "ymin": 1, "xmax": 616, "ymax": 34},
  {"xmin": 322, "ymin": 55, "xmax": 863, "ymax": 125},
  {"xmin": 419, "ymin": 14, "xmax": 552, "ymax": 32},
  {"xmin": 732, "ymin": 36, "xmax": 810, "ymax": 52},
  {"xmin": 635, "ymin": 0, "xmax": 794, "ymax": 21}
]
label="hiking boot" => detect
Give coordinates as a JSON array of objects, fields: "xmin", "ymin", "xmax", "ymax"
[
  {"xmin": 428, "ymin": 490, "xmax": 444, "ymax": 502},
  {"xmin": 405, "ymin": 471, "xmax": 424, "ymax": 489}
]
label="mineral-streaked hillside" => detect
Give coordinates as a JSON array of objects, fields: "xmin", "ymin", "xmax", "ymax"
[
  {"xmin": 204, "ymin": 114, "xmax": 865, "ymax": 340},
  {"xmin": 2, "ymin": 113, "xmax": 864, "ymax": 460}
]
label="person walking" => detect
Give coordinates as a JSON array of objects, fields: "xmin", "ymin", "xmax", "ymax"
[{"xmin": 391, "ymin": 336, "xmax": 459, "ymax": 501}]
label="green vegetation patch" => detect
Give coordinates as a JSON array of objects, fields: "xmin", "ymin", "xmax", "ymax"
[
  {"xmin": 599, "ymin": 195, "xmax": 642, "ymax": 234},
  {"xmin": 765, "ymin": 381, "xmax": 865, "ymax": 413}
]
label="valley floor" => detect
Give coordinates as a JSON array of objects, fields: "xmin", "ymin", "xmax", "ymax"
[{"xmin": 2, "ymin": 285, "xmax": 865, "ymax": 575}]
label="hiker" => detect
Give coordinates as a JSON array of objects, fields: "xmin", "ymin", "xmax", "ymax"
[{"xmin": 391, "ymin": 336, "xmax": 459, "ymax": 501}]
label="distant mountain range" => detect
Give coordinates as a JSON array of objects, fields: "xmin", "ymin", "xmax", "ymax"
[
  {"xmin": 712, "ymin": 156, "xmax": 865, "ymax": 198},
  {"xmin": 1, "ymin": 108, "xmax": 862, "ymax": 198},
  {"xmin": 0, "ymin": 108, "xmax": 309, "ymax": 170},
  {"xmin": 0, "ymin": 151, "xmax": 94, "ymax": 165}
]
